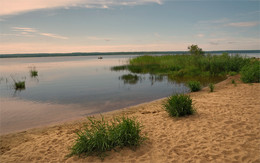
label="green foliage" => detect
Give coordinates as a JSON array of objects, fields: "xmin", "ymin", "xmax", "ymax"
[
  {"xmin": 229, "ymin": 71, "xmax": 237, "ymax": 76},
  {"xmin": 110, "ymin": 117, "xmax": 144, "ymax": 147},
  {"xmin": 187, "ymin": 81, "xmax": 201, "ymax": 92},
  {"xmin": 69, "ymin": 116, "xmax": 145, "ymax": 159},
  {"xmin": 14, "ymin": 81, "xmax": 25, "ymax": 90},
  {"xmin": 111, "ymin": 51, "xmax": 251, "ymax": 81},
  {"xmin": 30, "ymin": 67, "xmax": 38, "ymax": 77},
  {"xmin": 240, "ymin": 60, "xmax": 260, "ymax": 83},
  {"xmin": 231, "ymin": 79, "xmax": 236, "ymax": 84},
  {"xmin": 188, "ymin": 44, "xmax": 204, "ymax": 56},
  {"xmin": 120, "ymin": 74, "xmax": 139, "ymax": 84},
  {"xmin": 164, "ymin": 94, "xmax": 194, "ymax": 117},
  {"xmin": 209, "ymin": 83, "xmax": 214, "ymax": 92}
]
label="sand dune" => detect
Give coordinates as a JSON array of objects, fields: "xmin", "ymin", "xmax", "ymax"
[{"xmin": 1, "ymin": 75, "xmax": 260, "ymax": 162}]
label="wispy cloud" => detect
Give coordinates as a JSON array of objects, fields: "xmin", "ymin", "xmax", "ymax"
[
  {"xmin": 40, "ymin": 33, "xmax": 68, "ymax": 39},
  {"xmin": 226, "ymin": 21, "xmax": 259, "ymax": 27},
  {"xmin": 12, "ymin": 27, "xmax": 38, "ymax": 33},
  {"xmin": 87, "ymin": 36, "xmax": 112, "ymax": 41},
  {"xmin": 0, "ymin": 0, "xmax": 163, "ymax": 16},
  {"xmin": 11, "ymin": 26, "xmax": 68, "ymax": 39}
]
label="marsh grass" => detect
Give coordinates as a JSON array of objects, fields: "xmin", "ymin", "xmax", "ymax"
[
  {"xmin": 120, "ymin": 74, "xmax": 139, "ymax": 84},
  {"xmin": 112, "ymin": 54, "xmax": 251, "ymax": 79},
  {"xmin": 164, "ymin": 94, "xmax": 194, "ymax": 117},
  {"xmin": 69, "ymin": 116, "xmax": 146, "ymax": 159},
  {"xmin": 209, "ymin": 83, "xmax": 214, "ymax": 92},
  {"xmin": 187, "ymin": 81, "xmax": 201, "ymax": 92},
  {"xmin": 14, "ymin": 81, "xmax": 25, "ymax": 90},
  {"xmin": 30, "ymin": 67, "xmax": 38, "ymax": 77}
]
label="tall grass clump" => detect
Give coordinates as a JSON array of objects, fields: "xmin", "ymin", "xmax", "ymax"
[
  {"xmin": 164, "ymin": 94, "xmax": 194, "ymax": 117},
  {"xmin": 30, "ymin": 67, "xmax": 38, "ymax": 77},
  {"xmin": 240, "ymin": 60, "xmax": 260, "ymax": 83},
  {"xmin": 69, "ymin": 116, "xmax": 145, "ymax": 159},
  {"xmin": 14, "ymin": 81, "xmax": 25, "ymax": 90},
  {"xmin": 187, "ymin": 81, "xmax": 201, "ymax": 92},
  {"xmin": 209, "ymin": 83, "xmax": 214, "ymax": 92}
]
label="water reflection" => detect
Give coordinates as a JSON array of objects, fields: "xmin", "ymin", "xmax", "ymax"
[
  {"xmin": 118, "ymin": 72, "xmax": 225, "ymax": 87},
  {"xmin": 119, "ymin": 74, "xmax": 140, "ymax": 85}
]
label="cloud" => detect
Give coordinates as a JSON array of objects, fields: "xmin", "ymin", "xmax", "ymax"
[
  {"xmin": 40, "ymin": 33, "xmax": 68, "ymax": 39},
  {"xmin": 0, "ymin": 0, "xmax": 163, "ymax": 16},
  {"xmin": 11, "ymin": 26, "xmax": 68, "ymax": 39},
  {"xmin": 87, "ymin": 36, "xmax": 112, "ymax": 41},
  {"xmin": 196, "ymin": 34, "xmax": 204, "ymax": 38},
  {"xmin": 12, "ymin": 27, "xmax": 38, "ymax": 33},
  {"xmin": 226, "ymin": 21, "xmax": 260, "ymax": 27}
]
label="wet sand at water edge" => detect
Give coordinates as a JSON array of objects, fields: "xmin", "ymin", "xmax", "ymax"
[{"xmin": 0, "ymin": 75, "xmax": 259, "ymax": 162}]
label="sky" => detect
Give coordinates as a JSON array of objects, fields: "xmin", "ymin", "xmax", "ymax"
[{"xmin": 0, "ymin": 0, "xmax": 259, "ymax": 54}]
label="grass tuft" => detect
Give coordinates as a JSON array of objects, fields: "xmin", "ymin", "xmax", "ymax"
[
  {"xmin": 14, "ymin": 81, "xmax": 25, "ymax": 90},
  {"xmin": 69, "ymin": 116, "xmax": 146, "ymax": 159},
  {"xmin": 164, "ymin": 94, "xmax": 195, "ymax": 117},
  {"xmin": 209, "ymin": 83, "xmax": 214, "ymax": 92},
  {"xmin": 187, "ymin": 81, "xmax": 201, "ymax": 92},
  {"xmin": 30, "ymin": 67, "xmax": 38, "ymax": 77}
]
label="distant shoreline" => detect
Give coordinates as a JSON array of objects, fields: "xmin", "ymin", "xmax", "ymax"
[{"xmin": 0, "ymin": 50, "xmax": 259, "ymax": 58}]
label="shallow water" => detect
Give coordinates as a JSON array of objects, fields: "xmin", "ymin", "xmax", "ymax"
[{"xmin": 0, "ymin": 55, "xmax": 194, "ymax": 134}]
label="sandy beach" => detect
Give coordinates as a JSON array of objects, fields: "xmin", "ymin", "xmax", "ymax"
[{"xmin": 0, "ymin": 75, "xmax": 259, "ymax": 162}]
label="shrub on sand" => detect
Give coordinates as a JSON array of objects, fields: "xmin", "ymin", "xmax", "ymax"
[
  {"xmin": 187, "ymin": 81, "xmax": 201, "ymax": 92},
  {"xmin": 69, "ymin": 116, "xmax": 146, "ymax": 159},
  {"xmin": 209, "ymin": 83, "xmax": 214, "ymax": 92},
  {"xmin": 240, "ymin": 61, "xmax": 260, "ymax": 83},
  {"xmin": 164, "ymin": 94, "xmax": 195, "ymax": 117}
]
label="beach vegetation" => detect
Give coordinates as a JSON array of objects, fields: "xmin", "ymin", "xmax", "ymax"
[
  {"xmin": 69, "ymin": 116, "xmax": 146, "ymax": 159},
  {"xmin": 240, "ymin": 60, "xmax": 260, "ymax": 83},
  {"xmin": 187, "ymin": 81, "xmax": 201, "ymax": 92},
  {"xmin": 209, "ymin": 83, "xmax": 214, "ymax": 92},
  {"xmin": 164, "ymin": 94, "xmax": 194, "ymax": 117}
]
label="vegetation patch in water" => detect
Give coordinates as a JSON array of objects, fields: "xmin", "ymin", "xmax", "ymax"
[{"xmin": 112, "ymin": 45, "xmax": 259, "ymax": 84}]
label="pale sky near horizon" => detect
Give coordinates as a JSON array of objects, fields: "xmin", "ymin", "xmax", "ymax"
[{"xmin": 0, "ymin": 0, "xmax": 259, "ymax": 54}]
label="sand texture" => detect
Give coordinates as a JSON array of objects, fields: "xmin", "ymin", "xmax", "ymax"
[{"xmin": 1, "ymin": 75, "xmax": 260, "ymax": 162}]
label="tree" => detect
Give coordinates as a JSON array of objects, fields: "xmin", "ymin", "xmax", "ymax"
[{"xmin": 188, "ymin": 44, "xmax": 204, "ymax": 56}]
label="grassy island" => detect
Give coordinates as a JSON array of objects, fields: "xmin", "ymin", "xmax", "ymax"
[{"xmin": 112, "ymin": 46, "xmax": 259, "ymax": 84}]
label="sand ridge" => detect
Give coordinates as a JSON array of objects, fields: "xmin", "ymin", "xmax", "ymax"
[{"xmin": 0, "ymin": 75, "xmax": 260, "ymax": 162}]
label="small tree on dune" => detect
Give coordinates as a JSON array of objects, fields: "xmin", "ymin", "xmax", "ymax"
[{"xmin": 188, "ymin": 44, "xmax": 204, "ymax": 56}]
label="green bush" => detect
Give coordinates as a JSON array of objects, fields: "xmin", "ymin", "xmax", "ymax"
[
  {"xmin": 69, "ymin": 116, "xmax": 145, "ymax": 159},
  {"xmin": 164, "ymin": 94, "xmax": 194, "ymax": 117},
  {"xmin": 209, "ymin": 83, "xmax": 214, "ymax": 92},
  {"xmin": 110, "ymin": 117, "xmax": 144, "ymax": 147},
  {"xmin": 187, "ymin": 81, "xmax": 201, "ymax": 92},
  {"xmin": 240, "ymin": 61, "xmax": 260, "ymax": 83}
]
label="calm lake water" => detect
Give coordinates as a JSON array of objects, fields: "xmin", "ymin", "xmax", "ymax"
[{"xmin": 0, "ymin": 55, "xmax": 192, "ymax": 134}]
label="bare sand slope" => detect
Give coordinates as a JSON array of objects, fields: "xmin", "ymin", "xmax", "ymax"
[{"xmin": 1, "ymin": 76, "xmax": 260, "ymax": 163}]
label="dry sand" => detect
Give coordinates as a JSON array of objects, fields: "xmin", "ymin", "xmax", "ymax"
[{"xmin": 1, "ymin": 75, "xmax": 259, "ymax": 163}]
